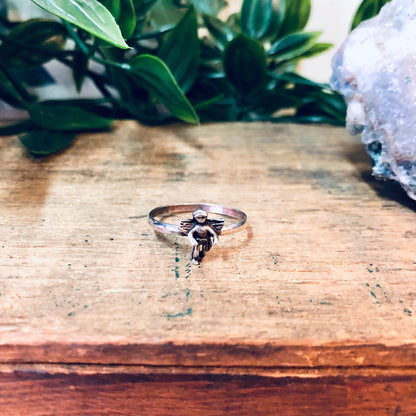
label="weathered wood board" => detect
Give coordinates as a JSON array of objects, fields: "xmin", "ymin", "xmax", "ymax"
[
  {"xmin": 0, "ymin": 364, "xmax": 415, "ymax": 416},
  {"xmin": 0, "ymin": 121, "xmax": 415, "ymax": 414}
]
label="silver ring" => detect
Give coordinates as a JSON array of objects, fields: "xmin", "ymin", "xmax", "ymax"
[{"xmin": 148, "ymin": 203, "xmax": 247, "ymax": 264}]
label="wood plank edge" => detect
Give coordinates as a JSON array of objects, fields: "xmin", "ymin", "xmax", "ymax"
[
  {"xmin": 2, "ymin": 363, "xmax": 416, "ymax": 379},
  {"xmin": 1, "ymin": 341, "xmax": 416, "ymax": 368}
]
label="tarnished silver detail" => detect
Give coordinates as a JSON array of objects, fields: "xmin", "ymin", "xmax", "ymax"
[
  {"xmin": 148, "ymin": 203, "xmax": 247, "ymax": 264},
  {"xmin": 179, "ymin": 210, "xmax": 224, "ymax": 264}
]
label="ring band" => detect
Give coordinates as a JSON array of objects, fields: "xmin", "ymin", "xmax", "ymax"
[
  {"xmin": 148, "ymin": 203, "xmax": 247, "ymax": 235},
  {"xmin": 148, "ymin": 203, "xmax": 247, "ymax": 264}
]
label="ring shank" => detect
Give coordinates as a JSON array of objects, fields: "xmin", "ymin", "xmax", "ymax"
[{"xmin": 148, "ymin": 203, "xmax": 247, "ymax": 236}]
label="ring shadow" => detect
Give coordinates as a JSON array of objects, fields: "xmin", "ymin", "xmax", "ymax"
[{"xmin": 153, "ymin": 223, "xmax": 254, "ymax": 263}]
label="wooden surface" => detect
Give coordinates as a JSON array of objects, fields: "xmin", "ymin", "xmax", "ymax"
[
  {"xmin": 1, "ymin": 121, "xmax": 416, "ymax": 414},
  {"xmin": 0, "ymin": 364, "xmax": 415, "ymax": 416}
]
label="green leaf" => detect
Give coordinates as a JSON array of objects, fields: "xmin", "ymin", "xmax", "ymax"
[
  {"xmin": 300, "ymin": 42, "xmax": 332, "ymax": 58},
  {"xmin": 158, "ymin": 6, "xmax": 199, "ymax": 93},
  {"xmin": 0, "ymin": 19, "xmax": 67, "ymax": 69},
  {"xmin": 351, "ymin": 0, "xmax": 391, "ymax": 30},
  {"xmin": 20, "ymin": 130, "xmax": 76, "ymax": 156},
  {"xmin": 203, "ymin": 14, "xmax": 235, "ymax": 50},
  {"xmin": 99, "ymin": 0, "xmax": 121, "ymax": 19},
  {"xmin": 224, "ymin": 34, "xmax": 268, "ymax": 97},
  {"xmin": 0, "ymin": 69, "xmax": 26, "ymax": 108},
  {"xmin": 129, "ymin": 54, "xmax": 199, "ymax": 124},
  {"xmin": 30, "ymin": 0, "xmax": 129, "ymax": 49},
  {"xmin": 258, "ymin": 4, "xmax": 285, "ymax": 41},
  {"xmin": 240, "ymin": 0, "xmax": 273, "ymax": 39},
  {"xmin": 275, "ymin": 0, "xmax": 286, "ymax": 28},
  {"xmin": 268, "ymin": 31, "xmax": 321, "ymax": 61},
  {"xmin": 118, "ymin": 0, "xmax": 136, "ymax": 38},
  {"xmin": 14, "ymin": 67, "xmax": 55, "ymax": 88},
  {"xmin": 28, "ymin": 101, "xmax": 113, "ymax": 131},
  {"xmin": 0, "ymin": 120, "xmax": 33, "ymax": 136},
  {"xmin": 72, "ymin": 50, "xmax": 89, "ymax": 92},
  {"xmin": 278, "ymin": 0, "xmax": 311, "ymax": 36}
]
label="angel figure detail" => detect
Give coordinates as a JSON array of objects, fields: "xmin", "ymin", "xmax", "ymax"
[{"xmin": 180, "ymin": 209, "xmax": 224, "ymax": 264}]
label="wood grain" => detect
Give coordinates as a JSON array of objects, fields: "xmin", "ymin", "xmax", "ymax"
[
  {"xmin": 0, "ymin": 121, "xmax": 415, "ymax": 368},
  {"xmin": 0, "ymin": 365, "xmax": 415, "ymax": 416}
]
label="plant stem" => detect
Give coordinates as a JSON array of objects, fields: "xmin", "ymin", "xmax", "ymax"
[{"xmin": 63, "ymin": 21, "xmax": 130, "ymax": 70}]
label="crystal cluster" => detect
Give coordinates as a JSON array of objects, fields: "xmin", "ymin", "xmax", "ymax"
[{"xmin": 331, "ymin": 0, "xmax": 416, "ymax": 200}]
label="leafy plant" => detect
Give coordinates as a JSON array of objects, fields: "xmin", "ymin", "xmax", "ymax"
[
  {"xmin": 351, "ymin": 0, "xmax": 391, "ymax": 30},
  {"xmin": 0, "ymin": 0, "xmax": 346, "ymax": 155}
]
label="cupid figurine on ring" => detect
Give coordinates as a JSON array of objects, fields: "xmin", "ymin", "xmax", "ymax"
[
  {"xmin": 148, "ymin": 203, "xmax": 247, "ymax": 265},
  {"xmin": 179, "ymin": 209, "xmax": 224, "ymax": 264}
]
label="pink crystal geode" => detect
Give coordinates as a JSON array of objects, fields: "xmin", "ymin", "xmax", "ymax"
[{"xmin": 331, "ymin": 0, "xmax": 416, "ymax": 200}]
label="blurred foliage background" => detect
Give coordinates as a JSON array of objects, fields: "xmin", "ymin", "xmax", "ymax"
[{"xmin": 0, "ymin": 0, "xmax": 388, "ymax": 155}]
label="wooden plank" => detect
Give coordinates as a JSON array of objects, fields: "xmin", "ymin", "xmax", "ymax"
[
  {"xmin": 0, "ymin": 365, "xmax": 415, "ymax": 415},
  {"xmin": 0, "ymin": 121, "xmax": 415, "ymax": 367}
]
